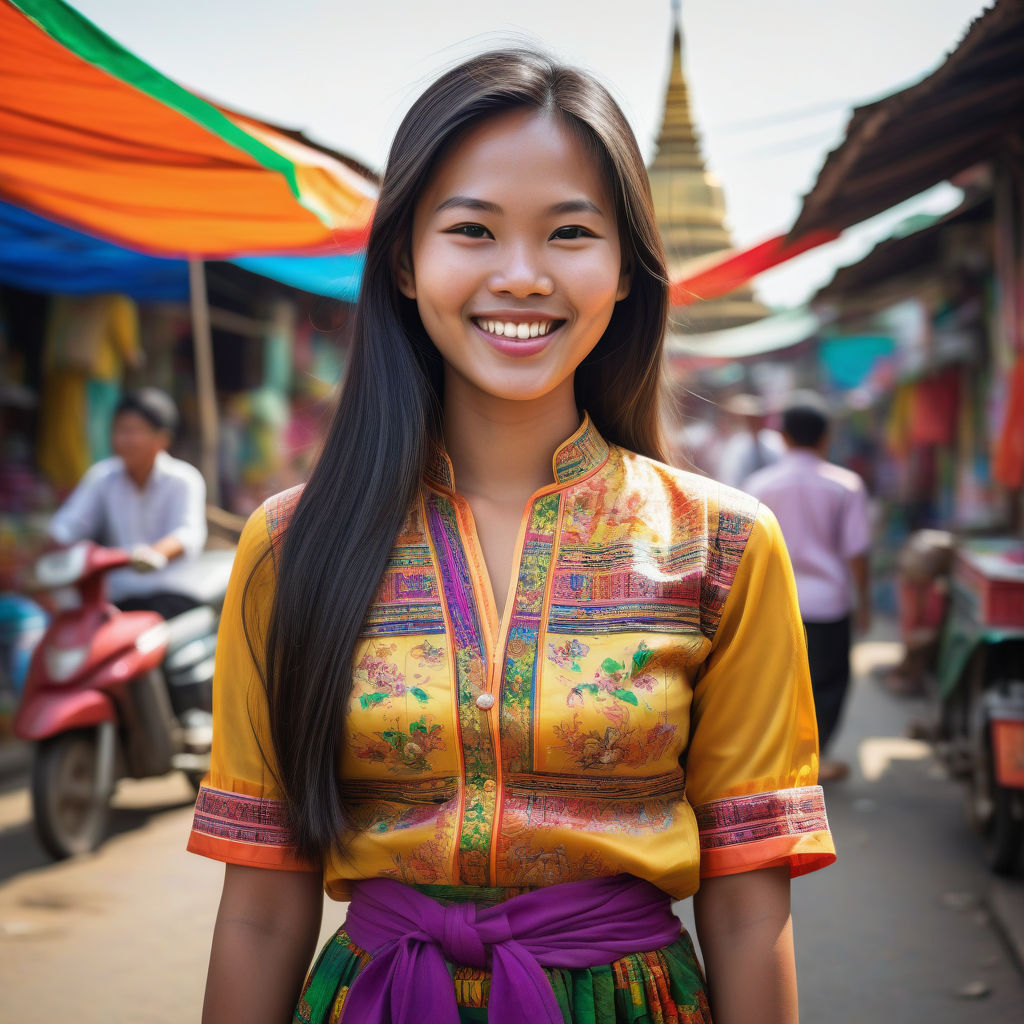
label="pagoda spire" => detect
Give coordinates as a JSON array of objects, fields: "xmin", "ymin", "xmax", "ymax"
[
  {"xmin": 647, "ymin": 0, "xmax": 769, "ymax": 333},
  {"xmin": 651, "ymin": 0, "xmax": 703, "ymax": 170}
]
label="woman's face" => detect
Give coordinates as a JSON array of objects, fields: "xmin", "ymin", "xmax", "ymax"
[{"xmin": 398, "ymin": 108, "xmax": 630, "ymax": 404}]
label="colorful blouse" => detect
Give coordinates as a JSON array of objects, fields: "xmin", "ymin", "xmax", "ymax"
[{"xmin": 187, "ymin": 415, "xmax": 836, "ymax": 900}]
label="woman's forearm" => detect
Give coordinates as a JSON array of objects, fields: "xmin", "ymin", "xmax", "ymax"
[
  {"xmin": 203, "ymin": 865, "xmax": 324, "ymax": 1024},
  {"xmin": 693, "ymin": 866, "xmax": 798, "ymax": 1024}
]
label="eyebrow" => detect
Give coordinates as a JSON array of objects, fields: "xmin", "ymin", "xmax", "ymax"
[
  {"xmin": 434, "ymin": 196, "xmax": 606, "ymax": 218},
  {"xmin": 435, "ymin": 196, "xmax": 502, "ymax": 215}
]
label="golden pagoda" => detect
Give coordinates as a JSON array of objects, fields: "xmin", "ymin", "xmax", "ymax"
[{"xmin": 648, "ymin": 1, "xmax": 769, "ymax": 333}]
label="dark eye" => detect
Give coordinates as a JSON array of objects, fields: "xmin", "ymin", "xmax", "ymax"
[
  {"xmin": 550, "ymin": 225, "xmax": 594, "ymax": 241},
  {"xmin": 447, "ymin": 224, "xmax": 491, "ymax": 239}
]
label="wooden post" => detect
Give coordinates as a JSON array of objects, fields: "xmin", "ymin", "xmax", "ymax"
[{"xmin": 188, "ymin": 259, "xmax": 220, "ymax": 506}]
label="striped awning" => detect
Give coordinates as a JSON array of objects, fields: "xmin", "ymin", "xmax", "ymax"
[{"xmin": 0, "ymin": 0, "xmax": 375, "ymax": 258}]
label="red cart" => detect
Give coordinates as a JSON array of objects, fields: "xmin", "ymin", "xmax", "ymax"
[{"xmin": 938, "ymin": 539, "xmax": 1024, "ymax": 874}]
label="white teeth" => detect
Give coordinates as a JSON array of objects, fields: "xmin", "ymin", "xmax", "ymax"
[{"xmin": 475, "ymin": 319, "xmax": 558, "ymax": 339}]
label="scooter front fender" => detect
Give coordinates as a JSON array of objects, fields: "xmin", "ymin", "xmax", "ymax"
[{"xmin": 13, "ymin": 688, "xmax": 117, "ymax": 741}]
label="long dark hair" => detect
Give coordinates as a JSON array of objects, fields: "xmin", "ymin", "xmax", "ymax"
[{"xmin": 260, "ymin": 48, "xmax": 670, "ymax": 864}]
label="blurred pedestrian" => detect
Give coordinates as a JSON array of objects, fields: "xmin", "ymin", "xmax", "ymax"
[
  {"xmin": 47, "ymin": 387, "xmax": 207, "ymax": 621},
  {"xmin": 714, "ymin": 392, "xmax": 785, "ymax": 489},
  {"xmin": 190, "ymin": 50, "xmax": 833, "ymax": 1024},
  {"xmin": 746, "ymin": 391, "xmax": 872, "ymax": 781}
]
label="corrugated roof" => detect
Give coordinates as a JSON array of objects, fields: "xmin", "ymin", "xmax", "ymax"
[
  {"xmin": 790, "ymin": 0, "xmax": 1022, "ymax": 238},
  {"xmin": 813, "ymin": 196, "xmax": 992, "ymax": 302}
]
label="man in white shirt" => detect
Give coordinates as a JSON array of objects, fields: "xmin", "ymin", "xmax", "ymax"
[
  {"xmin": 745, "ymin": 391, "xmax": 872, "ymax": 782},
  {"xmin": 48, "ymin": 388, "xmax": 208, "ymax": 620}
]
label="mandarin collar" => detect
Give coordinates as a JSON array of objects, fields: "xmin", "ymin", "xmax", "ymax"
[{"xmin": 425, "ymin": 412, "xmax": 610, "ymax": 491}]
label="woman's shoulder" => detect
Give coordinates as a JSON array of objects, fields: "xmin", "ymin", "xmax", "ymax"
[
  {"xmin": 235, "ymin": 484, "xmax": 306, "ymax": 565},
  {"xmin": 261, "ymin": 484, "xmax": 306, "ymax": 543},
  {"xmin": 610, "ymin": 445, "xmax": 764, "ymax": 533}
]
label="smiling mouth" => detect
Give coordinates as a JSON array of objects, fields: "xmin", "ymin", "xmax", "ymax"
[{"xmin": 471, "ymin": 318, "xmax": 564, "ymax": 340}]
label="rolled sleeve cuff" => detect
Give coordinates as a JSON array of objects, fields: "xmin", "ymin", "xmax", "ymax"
[
  {"xmin": 48, "ymin": 521, "xmax": 76, "ymax": 546},
  {"xmin": 186, "ymin": 783, "xmax": 319, "ymax": 873},
  {"xmin": 171, "ymin": 524, "xmax": 207, "ymax": 559},
  {"xmin": 695, "ymin": 785, "xmax": 837, "ymax": 879}
]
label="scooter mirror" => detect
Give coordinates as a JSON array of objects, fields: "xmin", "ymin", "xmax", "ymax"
[{"xmin": 35, "ymin": 542, "xmax": 90, "ymax": 589}]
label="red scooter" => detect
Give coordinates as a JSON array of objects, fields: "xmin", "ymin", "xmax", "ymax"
[{"xmin": 14, "ymin": 540, "xmax": 233, "ymax": 859}]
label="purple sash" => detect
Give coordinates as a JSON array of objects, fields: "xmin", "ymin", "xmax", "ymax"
[{"xmin": 342, "ymin": 873, "xmax": 682, "ymax": 1024}]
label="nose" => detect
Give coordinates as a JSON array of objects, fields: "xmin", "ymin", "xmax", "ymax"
[{"xmin": 488, "ymin": 241, "xmax": 553, "ymax": 298}]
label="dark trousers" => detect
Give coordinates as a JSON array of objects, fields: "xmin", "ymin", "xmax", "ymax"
[
  {"xmin": 116, "ymin": 592, "xmax": 199, "ymax": 621},
  {"xmin": 803, "ymin": 616, "xmax": 852, "ymax": 753}
]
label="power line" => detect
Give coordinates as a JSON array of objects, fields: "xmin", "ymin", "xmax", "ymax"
[
  {"xmin": 734, "ymin": 128, "xmax": 843, "ymax": 160},
  {"xmin": 710, "ymin": 99, "xmax": 853, "ymax": 135}
]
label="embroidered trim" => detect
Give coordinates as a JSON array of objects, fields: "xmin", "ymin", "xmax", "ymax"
[
  {"xmin": 506, "ymin": 768, "xmax": 685, "ymax": 800},
  {"xmin": 363, "ymin": 498, "xmax": 446, "ymax": 636},
  {"xmin": 425, "ymin": 414, "xmax": 609, "ymax": 490},
  {"xmin": 694, "ymin": 786, "xmax": 829, "ymax": 850},
  {"xmin": 699, "ymin": 490, "xmax": 759, "ymax": 640},
  {"xmin": 190, "ymin": 785, "xmax": 296, "ymax": 848},
  {"xmin": 549, "ymin": 542, "xmax": 704, "ymax": 635},
  {"xmin": 340, "ymin": 776, "xmax": 459, "ymax": 805},
  {"xmin": 553, "ymin": 415, "xmax": 610, "ymax": 483},
  {"xmin": 424, "ymin": 491, "xmax": 496, "ymax": 885},
  {"xmin": 264, "ymin": 484, "xmax": 304, "ymax": 541},
  {"xmin": 499, "ymin": 492, "xmax": 560, "ymax": 775},
  {"xmin": 425, "ymin": 443, "xmax": 456, "ymax": 490}
]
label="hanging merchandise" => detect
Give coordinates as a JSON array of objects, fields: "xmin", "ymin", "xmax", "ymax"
[
  {"xmin": 909, "ymin": 367, "xmax": 960, "ymax": 447},
  {"xmin": 36, "ymin": 294, "xmax": 140, "ymax": 490},
  {"xmin": 993, "ymin": 356, "xmax": 1024, "ymax": 489},
  {"xmin": 885, "ymin": 384, "xmax": 914, "ymax": 457}
]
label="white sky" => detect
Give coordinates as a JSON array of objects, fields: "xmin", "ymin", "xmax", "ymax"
[{"xmin": 73, "ymin": 0, "xmax": 990, "ymax": 307}]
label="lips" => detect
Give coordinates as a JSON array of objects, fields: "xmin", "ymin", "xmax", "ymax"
[{"xmin": 471, "ymin": 317, "xmax": 564, "ymax": 340}]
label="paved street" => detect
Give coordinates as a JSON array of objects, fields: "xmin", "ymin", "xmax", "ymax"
[{"xmin": 0, "ymin": 628, "xmax": 1022, "ymax": 1021}]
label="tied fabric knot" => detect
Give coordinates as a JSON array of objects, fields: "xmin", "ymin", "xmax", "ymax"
[
  {"xmin": 342, "ymin": 874, "xmax": 682, "ymax": 1024},
  {"xmin": 439, "ymin": 900, "xmax": 486, "ymax": 967}
]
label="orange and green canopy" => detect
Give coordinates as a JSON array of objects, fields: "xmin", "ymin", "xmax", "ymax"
[{"xmin": 0, "ymin": 0, "xmax": 375, "ymax": 258}]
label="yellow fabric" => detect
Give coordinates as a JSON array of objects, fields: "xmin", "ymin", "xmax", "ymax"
[
  {"xmin": 35, "ymin": 294, "xmax": 140, "ymax": 490},
  {"xmin": 35, "ymin": 368, "xmax": 87, "ymax": 491},
  {"xmin": 188, "ymin": 417, "xmax": 835, "ymax": 899},
  {"xmin": 687, "ymin": 515, "xmax": 819, "ymax": 806},
  {"xmin": 44, "ymin": 294, "xmax": 139, "ymax": 380},
  {"xmin": 205, "ymin": 505, "xmax": 283, "ymax": 799}
]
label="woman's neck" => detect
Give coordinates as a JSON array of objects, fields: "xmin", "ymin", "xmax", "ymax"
[{"xmin": 442, "ymin": 372, "xmax": 581, "ymax": 502}]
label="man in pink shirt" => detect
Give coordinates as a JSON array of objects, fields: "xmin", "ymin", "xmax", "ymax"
[{"xmin": 745, "ymin": 392, "xmax": 872, "ymax": 781}]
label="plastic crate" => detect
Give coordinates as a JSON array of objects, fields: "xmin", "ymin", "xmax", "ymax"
[{"xmin": 953, "ymin": 542, "xmax": 1024, "ymax": 629}]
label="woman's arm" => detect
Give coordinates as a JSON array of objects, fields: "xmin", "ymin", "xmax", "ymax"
[
  {"xmin": 693, "ymin": 866, "xmax": 798, "ymax": 1024},
  {"xmin": 202, "ymin": 863, "xmax": 324, "ymax": 1024}
]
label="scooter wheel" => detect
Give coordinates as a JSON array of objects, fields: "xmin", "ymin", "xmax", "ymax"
[{"xmin": 31, "ymin": 730, "xmax": 111, "ymax": 859}]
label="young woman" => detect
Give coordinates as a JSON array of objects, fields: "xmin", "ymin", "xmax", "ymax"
[{"xmin": 189, "ymin": 48, "xmax": 835, "ymax": 1024}]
